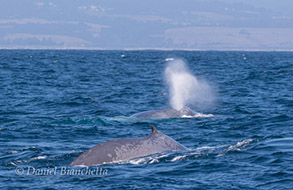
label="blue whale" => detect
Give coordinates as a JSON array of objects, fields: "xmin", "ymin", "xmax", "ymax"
[
  {"xmin": 70, "ymin": 126, "xmax": 187, "ymax": 166},
  {"xmin": 131, "ymin": 107, "xmax": 197, "ymax": 119}
]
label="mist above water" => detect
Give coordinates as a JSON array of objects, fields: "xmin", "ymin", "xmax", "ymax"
[{"xmin": 164, "ymin": 59, "xmax": 214, "ymax": 111}]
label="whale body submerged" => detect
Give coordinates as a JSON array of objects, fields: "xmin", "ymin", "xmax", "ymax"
[
  {"xmin": 70, "ymin": 126, "xmax": 187, "ymax": 166},
  {"xmin": 131, "ymin": 107, "xmax": 197, "ymax": 119}
]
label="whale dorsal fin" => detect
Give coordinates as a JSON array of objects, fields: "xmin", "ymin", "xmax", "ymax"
[{"xmin": 150, "ymin": 125, "xmax": 159, "ymax": 134}]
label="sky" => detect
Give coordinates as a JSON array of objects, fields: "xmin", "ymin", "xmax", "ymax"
[{"xmin": 1, "ymin": 0, "xmax": 293, "ymax": 50}]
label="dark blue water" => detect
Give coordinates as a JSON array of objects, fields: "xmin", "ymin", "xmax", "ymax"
[{"xmin": 0, "ymin": 50, "xmax": 292, "ymax": 189}]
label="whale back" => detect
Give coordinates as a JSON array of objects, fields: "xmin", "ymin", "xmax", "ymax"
[
  {"xmin": 131, "ymin": 107, "xmax": 196, "ymax": 119},
  {"xmin": 131, "ymin": 109, "xmax": 181, "ymax": 118},
  {"xmin": 179, "ymin": 107, "xmax": 197, "ymax": 116},
  {"xmin": 70, "ymin": 126, "xmax": 187, "ymax": 166}
]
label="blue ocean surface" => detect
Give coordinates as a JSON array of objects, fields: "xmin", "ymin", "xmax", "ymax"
[{"xmin": 0, "ymin": 50, "xmax": 292, "ymax": 189}]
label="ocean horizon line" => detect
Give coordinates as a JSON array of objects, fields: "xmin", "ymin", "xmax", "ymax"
[{"xmin": 1, "ymin": 46, "xmax": 293, "ymax": 52}]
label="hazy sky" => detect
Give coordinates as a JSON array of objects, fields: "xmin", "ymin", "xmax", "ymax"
[{"xmin": 1, "ymin": 0, "xmax": 293, "ymax": 50}]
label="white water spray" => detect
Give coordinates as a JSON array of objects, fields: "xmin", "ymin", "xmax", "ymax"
[{"xmin": 164, "ymin": 59, "xmax": 214, "ymax": 111}]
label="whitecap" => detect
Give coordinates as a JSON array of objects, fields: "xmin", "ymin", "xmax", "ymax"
[
  {"xmin": 181, "ymin": 113, "xmax": 214, "ymax": 118},
  {"xmin": 165, "ymin": 58, "xmax": 174, "ymax": 61},
  {"xmin": 216, "ymin": 139, "xmax": 254, "ymax": 157},
  {"xmin": 170, "ymin": 155, "xmax": 187, "ymax": 162},
  {"xmin": 8, "ymin": 151, "xmax": 18, "ymax": 154},
  {"xmin": 193, "ymin": 113, "xmax": 214, "ymax": 118},
  {"xmin": 7, "ymin": 161, "xmax": 17, "ymax": 166},
  {"xmin": 227, "ymin": 139, "xmax": 254, "ymax": 152},
  {"xmin": 28, "ymin": 156, "xmax": 48, "ymax": 162}
]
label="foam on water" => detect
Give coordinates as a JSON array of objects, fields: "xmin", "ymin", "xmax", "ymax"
[
  {"xmin": 182, "ymin": 113, "xmax": 214, "ymax": 118},
  {"xmin": 124, "ymin": 139, "xmax": 254, "ymax": 165},
  {"xmin": 28, "ymin": 156, "xmax": 48, "ymax": 161},
  {"xmin": 165, "ymin": 58, "xmax": 174, "ymax": 61}
]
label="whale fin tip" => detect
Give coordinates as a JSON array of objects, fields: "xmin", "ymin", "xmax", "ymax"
[{"xmin": 150, "ymin": 125, "xmax": 158, "ymax": 133}]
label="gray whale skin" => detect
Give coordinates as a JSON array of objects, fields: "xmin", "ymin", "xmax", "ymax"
[{"xmin": 70, "ymin": 126, "xmax": 187, "ymax": 166}]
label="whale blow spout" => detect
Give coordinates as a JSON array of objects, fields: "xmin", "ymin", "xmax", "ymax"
[{"xmin": 165, "ymin": 59, "xmax": 214, "ymax": 110}]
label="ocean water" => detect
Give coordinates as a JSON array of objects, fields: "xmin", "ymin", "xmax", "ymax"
[{"xmin": 0, "ymin": 50, "xmax": 292, "ymax": 189}]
